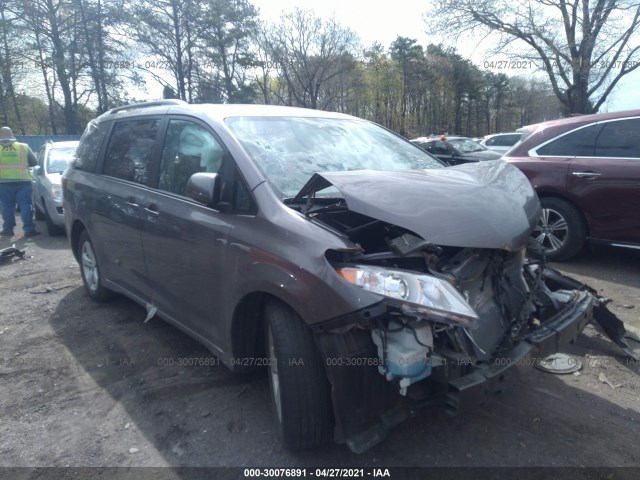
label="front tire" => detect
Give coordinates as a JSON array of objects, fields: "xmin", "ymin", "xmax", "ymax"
[
  {"xmin": 77, "ymin": 230, "xmax": 114, "ymax": 302},
  {"xmin": 34, "ymin": 202, "xmax": 46, "ymax": 221},
  {"xmin": 45, "ymin": 207, "xmax": 65, "ymax": 236},
  {"xmin": 532, "ymin": 197, "xmax": 586, "ymax": 261},
  {"xmin": 265, "ymin": 300, "xmax": 333, "ymax": 450}
]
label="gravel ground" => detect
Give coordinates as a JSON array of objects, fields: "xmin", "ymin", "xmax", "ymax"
[{"xmin": 1, "ymin": 219, "xmax": 639, "ymax": 477}]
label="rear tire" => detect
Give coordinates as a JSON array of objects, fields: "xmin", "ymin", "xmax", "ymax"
[
  {"xmin": 77, "ymin": 230, "xmax": 114, "ymax": 302},
  {"xmin": 265, "ymin": 300, "xmax": 333, "ymax": 450},
  {"xmin": 531, "ymin": 197, "xmax": 586, "ymax": 261}
]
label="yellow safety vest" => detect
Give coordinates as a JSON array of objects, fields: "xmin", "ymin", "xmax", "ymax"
[{"xmin": 0, "ymin": 141, "xmax": 31, "ymax": 180}]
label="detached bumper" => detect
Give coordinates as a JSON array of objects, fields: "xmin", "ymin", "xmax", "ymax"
[{"xmin": 446, "ymin": 290, "xmax": 594, "ymax": 414}]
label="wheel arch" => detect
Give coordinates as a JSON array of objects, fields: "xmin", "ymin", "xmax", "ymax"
[
  {"xmin": 230, "ymin": 292, "xmax": 303, "ymax": 373},
  {"xmin": 69, "ymin": 220, "xmax": 87, "ymax": 262}
]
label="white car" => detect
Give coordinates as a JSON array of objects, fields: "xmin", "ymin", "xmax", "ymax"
[
  {"xmin": 480, "ymin": 132, "xmax": 521, "ymax": 154},
  {"xmin": 32, "ymin": 140, "xmax": 79, "ymax": 235}
]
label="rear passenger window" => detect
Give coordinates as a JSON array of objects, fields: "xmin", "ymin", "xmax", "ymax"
[
  {"xmin": 536, "ymin": 123, "xmax": 603, "ymax": 157},
  {"xmin": 496, "ymin": 134, "xmax": 520, "ymax": 146},
  {"xmin": 158, "ymin": 120, "xmax": 225, "ymax": 196},
  {"xmin": 595, "ymin": 119, "xmax": 640, "ymax": 158},
  {"xmin": 103, "ymin": 119, "xmax": 159, "ymax": 184},
  {"xmin": 75, "ymin": 119, "xmax": 108, "ymax": 172}
]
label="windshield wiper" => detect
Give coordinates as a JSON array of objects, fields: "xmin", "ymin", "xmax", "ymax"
[
  {"xmin": 283, "ymin": 196, "xmax": 347, "ymax": 216},
  {"xmin": 306, "ymin": 201, "xmax": 348, "ymax": 216}
]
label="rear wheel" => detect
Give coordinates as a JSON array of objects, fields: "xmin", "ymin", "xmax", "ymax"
[
  {"xmin": 532, "ymin": 197, "xmax": 586, "ymax": 261},
  {"xmin": 78, "ymin": 230, "xmax": 114, "ymax": 302},
  {"xmin": 265, "ymin": 300, "xmax": 333, "ymax": 450}
]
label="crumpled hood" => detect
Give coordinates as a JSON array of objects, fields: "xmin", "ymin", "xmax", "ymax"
[{"xmin": 295, "ymin": 160, "xmax": 541, "ymax": 250}]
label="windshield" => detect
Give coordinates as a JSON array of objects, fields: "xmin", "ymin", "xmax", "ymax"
[
  {"xmin": 47, "ymin": 147, "xmax": 76, "ymax": 173},
  {"xmin": 447, "ymin": 138, "xmax": 487, "ymax": 153},
  {"xmin": 225, "ymin": 116, "xmax": 443, "ymax": 197}
]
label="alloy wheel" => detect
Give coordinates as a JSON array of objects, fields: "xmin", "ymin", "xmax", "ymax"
[
  {"xmin": 81, "ymin": 240, "xmax": 99, "ymax": 292},
  {"xmin": 533, "ymin": 207, "xmax": 569, "ymax": 253}
]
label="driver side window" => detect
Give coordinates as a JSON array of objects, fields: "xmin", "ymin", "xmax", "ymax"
[
  {"xmin": 433, "ymin": 141, "xmax": 451, "ymax": 155},
  {"xmin": 158, "ymin": 120, "xmax": 224, "ymax": 196}
]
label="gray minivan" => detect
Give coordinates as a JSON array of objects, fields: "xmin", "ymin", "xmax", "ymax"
[{"xmin": 62, "ymin": 100, "xmax": 634, "ymax": 452}]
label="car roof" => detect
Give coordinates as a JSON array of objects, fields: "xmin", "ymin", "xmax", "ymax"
[
  {"xmin": 521, "ymin": 108, "xmax": 640, "ymax": 133},
  {"xmin": 411, "ymin": 136, "xmax": 469, "ymax": 142},
  {"xmin": 483, "ymin": 132, "xmax": 519, "ymax": 138},
  {"xmin": 506, "ymin": 108, "xmax": 640, "ymax": 157},
  {"xmin": 48, "ymin": 140, "xmax": 80, "ymax": 148},
  {"xmin": 99, "ymin": 100, "xmax": 356, "ymax": 123}
]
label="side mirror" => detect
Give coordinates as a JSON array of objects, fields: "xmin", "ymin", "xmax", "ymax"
[{"xmin": 186, "ymin": 172, "xmax": 220, "ymax": 206}]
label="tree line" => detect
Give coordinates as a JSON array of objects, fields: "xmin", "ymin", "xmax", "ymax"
[{"xmin": 3, "ymin": 0, "xmax": 632, "ymax": 138}]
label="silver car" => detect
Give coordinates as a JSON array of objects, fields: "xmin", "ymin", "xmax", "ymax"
[
  {"xmin": 479, "ymin": 132, "xmax": 522, "ymax": 154},
  {"xmin": 32, "ymin": 140, "xmax": 79, "ymax": 235}
]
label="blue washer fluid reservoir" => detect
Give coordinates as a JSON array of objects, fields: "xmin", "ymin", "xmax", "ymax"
[{"xmin": 371, "ymin": 321, "xmax": 433, "ymax": 393}]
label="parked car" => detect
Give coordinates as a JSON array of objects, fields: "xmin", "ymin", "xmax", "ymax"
[
  {"xmin": 504, "ymin": 109, "xmax": 640, "ymax": 261},
  {"xmin": 62, "ymin": 100, "xmax": 630, "ymax": 452},
  {"xmin": 32, "ymin": 140, "xmax": 79, "ymax": 235},
  {"xmin": 480, "ymin": 132, "xmax": 522, "ymax": 154},
  {"xmin": 411, "ymin": 136, "xmax": 502, "ymax": 165}
]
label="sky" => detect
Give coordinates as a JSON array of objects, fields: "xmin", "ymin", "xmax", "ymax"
[{"xmin": 252, "ymin": 0, "xmax": 640, "ymax": 113}]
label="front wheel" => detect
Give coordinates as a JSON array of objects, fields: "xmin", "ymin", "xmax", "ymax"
[
  {"xmin": 77, "ymin": 230, "xmax": 114, "ymax": 302},
  {"xmin": 34, "ymin": 201, "xmax": 46, "ymax": 221},
  {"xmin": 265, "ymin": 301, "xmax": 333, "ymax": 450},
  {"xmin": 531, "ymin": 197, "xmax": 586, "ymax": 261},
  {"xmin": 45, "ymin": 207, "xmax": 65, "ymax": 236}
]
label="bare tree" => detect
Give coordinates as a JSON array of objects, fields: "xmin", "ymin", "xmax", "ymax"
[
  {"xmin": 197, "ymin": 0, "xmax": 259, "ymax": 103},
  {"xmin": 430, "ymin": 0, "xmax": 640, "ymax": 114},
  {"xmin": 265, "ymin": 9, "xmax": 359, "ymax": 110},
  {"xmin": 126, "ymin": 0, "xmax": 200, "ymax": 102},
  {"xmin": 0, "ymin": 0, "xmax": 26, "ymax": 131},
  {"xmin": 19, "ymin": 0, "xmax": 88, "ymax": 134},
  {"xmin": 75, "ymin": 0, "xmax": 126, "ymax": 114}
]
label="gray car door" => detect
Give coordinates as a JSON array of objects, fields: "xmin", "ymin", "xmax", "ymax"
[
  {"xmin": 90, "ymin": 118, "xmax": 160, "ymax": 304},
  {"xmin": 140, "ymin": 119, "xmax": 233, "ymax": 350}
]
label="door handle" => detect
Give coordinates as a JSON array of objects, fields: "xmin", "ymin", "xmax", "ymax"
[
  {"xmin": 144, "ymin": 204, "xmax": 159, "ymax": 216},
  {"xmin": 571, "ymin": 171, "xmax": 602, "ymax": 179},
  {"xmin": 125, "ymin": 197, "xmax": 139, "ymax": 207}
]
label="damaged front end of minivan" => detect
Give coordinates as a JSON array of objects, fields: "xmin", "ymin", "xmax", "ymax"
[{"xmin": 290, "ymin": 161, "xmax": 638, "ymax": 453}]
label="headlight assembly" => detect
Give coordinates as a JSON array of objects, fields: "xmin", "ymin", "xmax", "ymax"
[
  {"xmin": 51, "ymin": 184, "xmax": 63, "ymax": 201},
  {"xmin": 337, "ymin": 265, "xmax": 478, "ymax": 328}
]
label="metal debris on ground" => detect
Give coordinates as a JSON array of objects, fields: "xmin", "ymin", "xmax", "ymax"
[
  {"xmin": 0, "ymin": 245, "xmax": 26, "ymax": 263},
  {"xmin": 598, "ymin": 372, "xmax": 621, "ymax": 389}
]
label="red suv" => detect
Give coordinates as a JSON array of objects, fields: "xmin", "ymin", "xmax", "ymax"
[{"xmin": 504, "ymin": 109, "xmax": 640, "ymax": 260}]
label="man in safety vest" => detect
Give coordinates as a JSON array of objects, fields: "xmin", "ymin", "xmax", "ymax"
[{"xmin": 0, "ymin": 126, "xmax": 40, "ymax": 237}]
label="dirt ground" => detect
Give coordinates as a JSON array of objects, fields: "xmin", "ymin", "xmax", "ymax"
[{"xmin": 1, "ymin": 217, "xmax": 639, "ymax": 473}]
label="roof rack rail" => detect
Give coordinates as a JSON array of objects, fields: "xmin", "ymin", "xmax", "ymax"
[{"xmin": 108, "ymin": 99, "xmax": 187, "ymax": 114}]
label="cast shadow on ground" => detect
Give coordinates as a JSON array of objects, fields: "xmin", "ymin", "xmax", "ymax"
[{"xmin": 50, "ymin": 287, "xmax": 640, "ymax": 474}]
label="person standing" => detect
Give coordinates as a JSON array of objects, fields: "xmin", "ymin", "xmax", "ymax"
[{"xmin": 0, "ymin": 126, "xmax": 40, "ymax": 237}]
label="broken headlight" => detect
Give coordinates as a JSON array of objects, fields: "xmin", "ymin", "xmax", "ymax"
[{"xmin": 337, "ymin": 265, "xmax": 478, "ymax": 328}]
